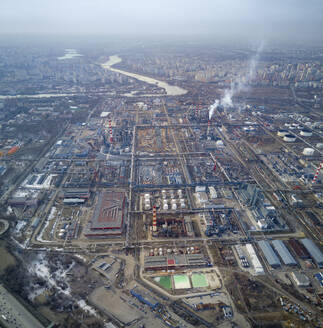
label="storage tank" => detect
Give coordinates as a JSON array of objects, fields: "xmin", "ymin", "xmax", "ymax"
[
  {"xmin": 300, "ymin": 129, "xmax": 312, "ymax": 137},
  {"xmin": 316, "ymin": 143, "xmax": 323, "ymax": 150},
  {"xmin": 277, "ymin": 129, "xmax": 288, "ymax": 137},
  {"xmin": 303, "ymin": 148, "xmax": 315, "ymax": 156},
  {"xmin": 216, "ymin": 140, "xmax": 224, "ymax": 147},
  {"xmin": 283, "ymin": 134, "xmax": 296, "ymax": 142},
  {"xmin": 171, "ymin": 203, "xmax": 177, "ymax": 210},
  {"xmin": 163, "ymin": 204, "xmax": 168, "ymax": 210}
]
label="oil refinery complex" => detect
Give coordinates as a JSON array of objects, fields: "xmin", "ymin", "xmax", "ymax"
[{"xmin": 0, "ymin": 43, "xmax": 323, "ymax": 328}]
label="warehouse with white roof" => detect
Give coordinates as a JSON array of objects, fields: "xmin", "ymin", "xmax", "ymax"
[
  {"xmin": 258, "ymin": 240, "xmax": 281, "ymax": 268},
  {"xmin": 271, "ymin": 240, "xmax": 297, "ymax": 266}
]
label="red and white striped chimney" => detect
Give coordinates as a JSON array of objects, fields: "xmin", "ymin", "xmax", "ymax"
[
  {"xmin": 312, "ymin": 161, "xmax": 323, "ymax": 184},
  {"xmin": 108, "ymin": 119, "xmax": 113, "ymax": 143},
  {"xmin": 152, "ymin": 205, "xmax": 157, "ymax": 232}
]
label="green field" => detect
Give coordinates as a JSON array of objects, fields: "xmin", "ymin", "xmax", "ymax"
[
  {"xmin": 154, "ymin": 276, "xmax": 172, "ymax": 290},
  {"xmin": 173, "ymin": 275, "xmax": 191, "ymax": 289},
  {"xmin": 191, "ymin": 274, "xmax": 208, "ymax": 288}
]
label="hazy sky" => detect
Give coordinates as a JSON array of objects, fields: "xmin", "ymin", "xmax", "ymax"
[{"xmin": 1, "ymin": 0, "xmax": 322, "ymax": 43}]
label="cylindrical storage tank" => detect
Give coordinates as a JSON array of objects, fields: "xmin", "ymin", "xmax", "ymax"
[
  {"xmin": 277, "ymin": 129, "xmax": 288, "ymax": 137},
  {"xmin": 283, "ymin": 134, "xmax": 296, "ymax": 142},
  {"xmin": 177, "ymin": 190, "xmax": 182, "ymax": 197},
  {"xmin": 171, "ymin": 203, "xmax": 177, "ymax": 210},
  {"xmin": 300, "ymin": 129, "xmax": 312, "ymax": 137},
  {"xmin": 316, "ymin": 143, "xmax": 323, "ymax": 150},
  {"xmin": 180, "ymin": 202, "xmax": 185, "ymax": 209},
  {"xmin": 163, "ymin": 204, "xmax": 168, "ymax": 210},
  {"xmin": 303, "ymin": 148, "xmax": 315, "ymax": 156},
  {"xmin": 171, "ymin": 199, "xmax": 177, "ymax": 204}
]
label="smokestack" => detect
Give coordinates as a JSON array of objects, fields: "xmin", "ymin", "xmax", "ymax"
[
  {"xmin": 195, "ymin": 104, "xmax": 198, "ymax": 117},
  {"xmin": 152, "ymin": 205, "xmax": 157, "ymax": 232},
  {"xmin": 108, "ymin": 119, "xmax": 113, "ymax": 143},
  {"xmin": 207, "ymin": 120, "xmax": 211, "ymax": 136},
  {"xmin": 312, "ymin": 161, "xmax": 323, "ymax": 184},
  {"xmin": 213, "ymin": 161, "xmax": 217, "ymax": 172}
]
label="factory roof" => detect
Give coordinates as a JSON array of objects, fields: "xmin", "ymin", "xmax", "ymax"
[
  {"xmin": 90, "ymin": 192, "xmax": 125, "ymax": 230},
  {"xmin": 291, "ymin": 272, "xmax": 310, "ymax": 287},
  {"xmin": 271, "ymin": 240, "xmax": 297, "ymax": 266},
  {"xmin": 131, "ymin": 287, "xmax": 159, "ymax": 309},
  {"xmin": 314, "ymin": 272, "xmax": 323, "ymax": 287},
  {"xmin": 300, "ymin": 238, "xmax": 323, "ymax": 266},
  {"xmin": 288, "ymin": 239, "xmax": 310, "ymax": 259},
  {"xmin": 100, "ymin": 111, "xmax": 111, "ymax": 118},
  {"xmin": 258, "ymin": 240, "xmax": 281, "ymax": 267},
  {"xmin": 144, "ymin": 253, "xmax": 208, "ymax": 270},
  {"xmin": 63, "ymin": 198, "xmax": 85, "ymax": 204}
]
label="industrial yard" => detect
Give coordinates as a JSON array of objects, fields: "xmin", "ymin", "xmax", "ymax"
[{"xmin": 0, "ymin": 21, "xmax": 323, "ymax": 328}]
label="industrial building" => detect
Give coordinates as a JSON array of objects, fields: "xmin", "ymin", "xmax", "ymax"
[
  {"xmin": 271, "ymin": 240, "xmax": 297, "ymax": 266},
  {"xmin": 234, "ymin": 245, "xmax": 250, "ymax": 268},
  {"xmin": 300, "ymin": 238, "xmax": 323, "ymax": 268},
  {"xmin": 62, "ymin": 188, "xmax": 90, "ymax": 199},
  {"xmin": 63, "ymin": 198, "xmax": 85, "ymax": 205},
  {"xmin": 239, "ymin": 184, "xmax": 264, "ymax": 208},
  {"xmin": 314, "ymin": 272, "xmax": 323, "ymax": 287},
  {"xmin": 245, "ymin": 244, "xmax": 264, "ymax": 275},
  {"xmin": 84, "ymin": 192, "xmax": 125, "ymax": 237},
  {"xmin": 130, "ymin": 287, "xmax": 159, "ymax": 310},
  {"xmin": 144, "ymin": 253, "xmax": 210, "ymax": 271},
  {"xmin": 291, "ymin": 272, "xmax": 310, "ymax": 287},
  {"xmin": 288, "ymin": 239, "xmax": 310, "ymax": 259},
  {"xmin": 258, "ymin": 240, "xmax": 281, "ymax": 268}
]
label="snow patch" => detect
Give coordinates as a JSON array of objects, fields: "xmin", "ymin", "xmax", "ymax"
[
  {"xmin": 77, "ymin": 300, "xmax": 97, "ymax": 316},
  {"xmin": 36, "ymin": 207, "xmax": 56, "ymax": 243}
]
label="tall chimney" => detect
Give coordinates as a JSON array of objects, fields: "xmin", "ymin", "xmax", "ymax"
[
  {"xmin": 152, "ymin": 205, "xmax": 157, "ymax": 232},
  {"xmin": 108, "ymin": 119, "xmax": 113, "ymax": 143},
  {"xmin": 312, "ymin": 161, "xmax": 323, "ymax": 184}
]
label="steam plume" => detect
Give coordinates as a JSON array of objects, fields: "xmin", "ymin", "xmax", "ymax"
[
  {"xmin": 208, "ymin": 42, "xmax": 264, "ymax": 116},
  {"xmin": 223, "ymin": 42, "xmax": 263, "ymax": 105},
  {"xmin": 208, "ymin": 99, "xmax": 219, "ymax": 120}
]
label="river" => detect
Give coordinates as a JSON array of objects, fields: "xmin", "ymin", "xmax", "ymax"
[{"xmin": 101, "ymin": 55, "xmax": 187, "ymax": 96}]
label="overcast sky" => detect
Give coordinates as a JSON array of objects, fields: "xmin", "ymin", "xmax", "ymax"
[{"xmin": 1, "ymin": 0, "xmax": 322, "ymax": 43}]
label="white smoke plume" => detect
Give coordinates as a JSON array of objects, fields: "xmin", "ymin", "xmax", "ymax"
[
  {"xmin": 220, "ymin": 42, "xmax": 264, "ymax": 108},
  {"xmin": 208, "ymin": 99, "xmax": 219, "ymax": 120},
  {"xmin": 208, "ymin": 42, "xmax": 264, "ymax": 119}
]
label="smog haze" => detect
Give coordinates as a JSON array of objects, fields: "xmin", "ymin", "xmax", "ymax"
[{"xmin": 0, "ymin": 0, "xmax": 322, "ymax": 44}]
